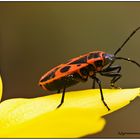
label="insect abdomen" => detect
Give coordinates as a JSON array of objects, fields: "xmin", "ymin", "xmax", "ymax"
[{"xmin": 43, "ymin": 72, "xmax": 82, "ymax": 91}]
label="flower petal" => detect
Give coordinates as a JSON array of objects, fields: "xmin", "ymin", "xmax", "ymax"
[
  {"xmin": 0, "ymin": 75, "xmax": 3, "ymax": 101},
  {"xmin": 0, "ymin": 108, "xmax": 105, "ymax": 138},
  {"xmin": 0, "ymin": 88, "xmax": 139, "ymax": 138}
]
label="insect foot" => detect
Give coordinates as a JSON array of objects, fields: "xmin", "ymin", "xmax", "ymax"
[{"xmin": 110, "ymin": 83, "xmax": 121, "ymax": 89}]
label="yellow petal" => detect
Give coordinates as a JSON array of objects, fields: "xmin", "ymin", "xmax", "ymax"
[
  {"xmin": 0, "ymin": 108, "xmax": 105, "ymax": 138},
  {"xmin": 0, "ymin": 75, "xmax": 3, "ymax": 101},
  {"xmin": 0, "ymin": 88, "xmax": 139, "ymax": 138}
]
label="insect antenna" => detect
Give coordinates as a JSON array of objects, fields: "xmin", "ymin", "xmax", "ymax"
[
  {"xmin": 114, "ymin": 26, "xmax": 140, "ymax": 56},
  {"xmin": 115, "ymin": 57, "xmax": 140, "ymax": 68}
]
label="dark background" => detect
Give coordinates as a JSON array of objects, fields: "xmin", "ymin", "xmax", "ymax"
[{"xmin": 0, "ymin": 2, "xmax": 140, "ymax": 138}]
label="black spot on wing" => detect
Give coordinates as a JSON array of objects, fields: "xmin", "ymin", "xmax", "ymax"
[
  {"xmin": 40, "ymin": 67, "xmax": 60, "ymax": 82},
  {"xmin": 88, "ymin": 53, "xmax": 100, "ymax": 59},
  {"xmin": 69, "ymin": 56, "xmax": 87, "ymax": 64},
  {"xmin": 60, "ymin": 65, "xmax": 71, "ymax": 73}
]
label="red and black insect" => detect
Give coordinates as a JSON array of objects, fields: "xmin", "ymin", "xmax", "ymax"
[{"xmin": 39, "ymin": 27, "xmax": 140, "ymax": 111}]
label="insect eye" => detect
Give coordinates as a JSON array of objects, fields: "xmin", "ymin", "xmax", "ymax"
[
  {"xmin": 102, "ymin": 53, "xmax": 114, "ymax": 66},
  {"xmin": 94, "ymin": 60, "xmax": 103, "ymax": 67}
]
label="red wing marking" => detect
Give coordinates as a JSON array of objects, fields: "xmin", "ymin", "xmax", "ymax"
[
  {"xmin": 39, "ymin": 51, "xmax": 105, "ymax": 85},
  {"xmin": 40, "ymin": 63, "xmax": 89, "ymax": 85}
]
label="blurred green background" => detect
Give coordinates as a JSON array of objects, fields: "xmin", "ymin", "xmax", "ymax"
[{"xmin": 0, "ymin": 2, "xmax": 140, "ymax": 138}]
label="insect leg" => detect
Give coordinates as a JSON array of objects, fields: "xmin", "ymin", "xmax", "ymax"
[
  {"xmin": 101, "ymin": 72, "xmax": 122, "ymax": 88},
  {"xmin": 92, "ymin": 73, "xmax": 96, "ymax": 89},
  {"xmin": 101, "ymin": 65, "xmax": 122, "ymax": 88},
  {"xmin": 57, "ymin": 89, "xmax": 61, "ymax": 93},
  {"xmin": 57, "ymin": 87, "xmax": 66, "ymax": 108},
  {"xmin": 93, "ymin": 77, "xmax": 110, "ymax": 111},
  {"xmin": 92, "ymin": 78, "xmax": 96, "ymax": 89},
  {"xmin": 102, "ymin": 65, "xmax": 121, "ymax": 72},
  {"xmin": 110, "ymin": 74, "xmax": 122, "ymax": 88}
]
